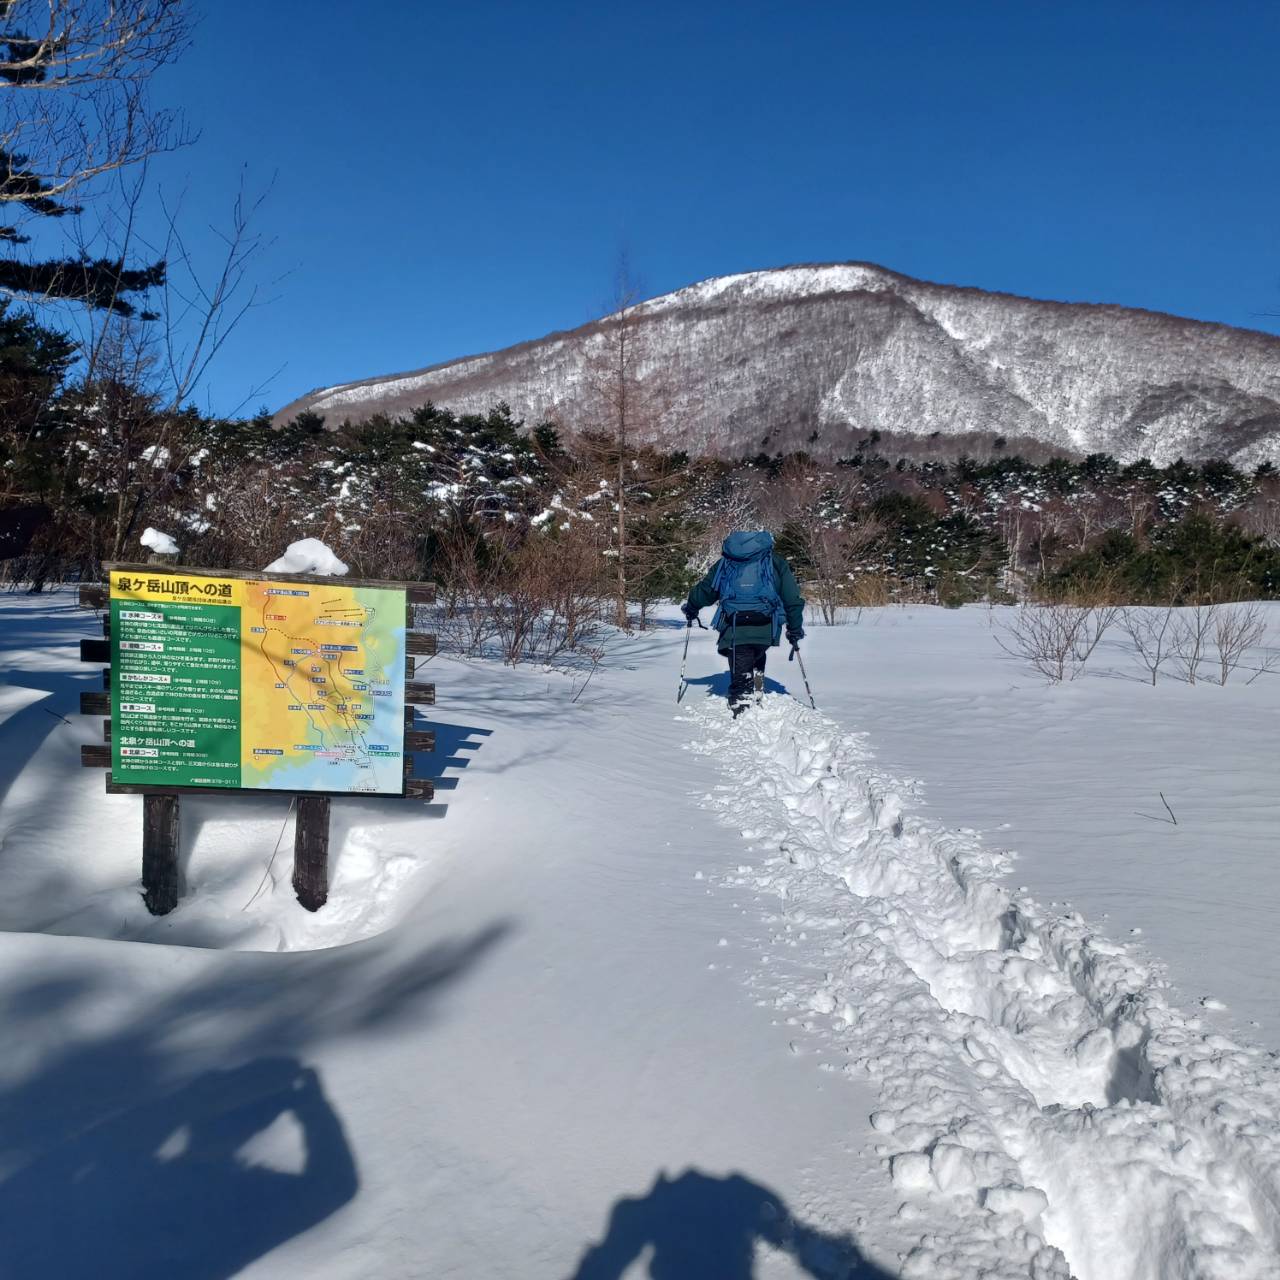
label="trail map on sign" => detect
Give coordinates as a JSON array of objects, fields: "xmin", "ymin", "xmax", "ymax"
[{"xmin": 109, "ymin": 570, "xmax": 407, "ymax": 794}]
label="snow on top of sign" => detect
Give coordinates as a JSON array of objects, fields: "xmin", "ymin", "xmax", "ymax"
[
  {"xmin": 140, "ymin": 527, "xmax": 179, "ymax": 555},
  {"xmin": 263, "ymin": 538, "xmax": 350, "ymax": 577}
]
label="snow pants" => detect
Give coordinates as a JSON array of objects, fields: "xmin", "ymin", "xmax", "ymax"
[{"xmin": 726, "ymin": 643, "xmax": 767, "ymax": 706}]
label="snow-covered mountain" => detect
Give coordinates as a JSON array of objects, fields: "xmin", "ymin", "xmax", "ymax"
[{"xmin": 276, "ymin": 263, "xmax": 1280, "ymax": 465}]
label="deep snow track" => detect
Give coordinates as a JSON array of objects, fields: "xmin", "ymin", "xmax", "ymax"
[{"xmin": 685, "ymin": 696, "xmax": 1280, "ymax": 1280}]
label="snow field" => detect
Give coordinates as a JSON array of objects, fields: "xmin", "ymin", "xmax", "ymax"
[
  {"xmin": 817, "ymin": 605, "xmax": 1280, "ymax": 1054},
  {"xmin": 0, "ymin": 598, "xmax": 898, "ymax": 1278},
  {"xmin": 688, "ymin": 694, "xmax": 1280, "ymax": 1279},
  {"xmin": 4, "ymin": 594, "xmax": 1280, "ymax": 1277}
]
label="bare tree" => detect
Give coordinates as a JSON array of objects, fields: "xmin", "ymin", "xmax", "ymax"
[
  {"xmin": 1068, "ymin": 602, "xmax": 1119, "ymax": 668},
  {"xmin": 695, "ymin": 471, "xmax": 760, "ymax": 572},
  {"xmin": 0, "ymin": 1, "xmax": 191, "ymax": 309},
  {"xmin": 68, "ymin": 169, "xmax": 275, "ymax": 405},
  {"xmin": 0, "ymin": 2, "xmax": 187, "ymax": 203},
  {"xmin": 0, "ymin": 161, "xmax": 274, "ymax": 587},
  {"xmin": 65, "ymin": 179, "xmax": 273, "ymax": 562},
  {"xmin": 1213, "ymin": 603, "xmax": 1268, "ymax": 685},
  {"xmin": 997, "ymin": 502, "xmax": 1034, "ymax": 599},
  {"xmin": 1170, "ymin": 603, "xmax": 1218, "ymax": 685},
  {"xmin": 155, "ymin": 179, "xmax": 279, "ymax": 411},
  {"xmin": 1236, "ymin": 479, "xmax": 1280, "ymax": 550},
  {"xmin": 1121, "ymin": 606, "xmax": 1176, "ymax": 686},
  {"xmin": 996, "ymin": 603, "xmax": 1115, "ymax": 683},
  {"xmin": 578, "ymin": 259, "xmax": 673, "ymax": 628},
  {"xmin": 796, "ymin": 516, "xmax": 883, "ymax": 625},
  {"xmin": 752, "ymin": 458, "xmax": 882, "ymax": 624}
]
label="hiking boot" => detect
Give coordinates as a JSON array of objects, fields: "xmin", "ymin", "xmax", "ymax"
[{"xmin": 730, "ymin": 701, "xmax": 749, "ymax": 719}]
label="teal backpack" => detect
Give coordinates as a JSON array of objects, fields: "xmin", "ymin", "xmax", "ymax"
[{"xmin": 711, "ymin": 530, "xmax": 785, "ymax": 644}]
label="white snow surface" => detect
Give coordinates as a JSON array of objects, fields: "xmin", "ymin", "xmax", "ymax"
[
  {"xmin": 1, "ymin": 595, "xmax": 1279, "ymax": 1278},
  {"xmin": 631, "ymin": 263, "xmax": 895, "ymax": 315},
  {"xmin": 139, "ymin": 527, "xmax": 180, "ymax": 556},
  {"xmin": 262, "ymin": 538, "xmax": 349, "ymax": 577}
]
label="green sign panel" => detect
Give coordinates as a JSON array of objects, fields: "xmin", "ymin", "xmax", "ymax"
[{"xmin": 109, "ymin": 569, "xmax": 408, "ymax": 794}]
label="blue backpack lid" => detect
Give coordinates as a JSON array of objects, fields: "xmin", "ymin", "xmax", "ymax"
[{"xmin": 721, "ymin": 530, "xmax": 774, "ymax": 561}]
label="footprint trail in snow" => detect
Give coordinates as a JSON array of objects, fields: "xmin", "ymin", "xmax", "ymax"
[{"xmin": 685, "ymin": 694, "xmax": 1280, "ymax": 1280}]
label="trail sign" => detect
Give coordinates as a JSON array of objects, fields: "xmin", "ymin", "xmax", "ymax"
[
  {"xmin": 108, "ymin": 567, "xmax": 409, "ymax": 794},
  {"xmin": 79, "ymin": 563, "xmax": 439, "ymax": 915}
]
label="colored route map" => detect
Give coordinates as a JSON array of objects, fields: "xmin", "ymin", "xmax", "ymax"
[{"xmin": 109, "ymin": 569, "xmax": 407, "ymax": 794}]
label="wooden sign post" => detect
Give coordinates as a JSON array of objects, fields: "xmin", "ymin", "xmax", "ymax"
[{"xmin": 79, "ymin": 563, "xmax": 438, "ymax": 914}]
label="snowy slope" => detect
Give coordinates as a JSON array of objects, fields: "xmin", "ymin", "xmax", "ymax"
[
  {"xmin": 2, "ymin": 595, "xmax": 1280, "ymax": 1278},
  {"xmin": 275, "ymin": 264, "xmax": 1280, "ymax": 466}
]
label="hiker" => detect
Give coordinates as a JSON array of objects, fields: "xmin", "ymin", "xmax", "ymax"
[{"xmin": 682, "ymin": 530, "xmax": 804, "ymax": 716}]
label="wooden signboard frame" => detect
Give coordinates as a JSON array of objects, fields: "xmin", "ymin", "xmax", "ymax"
[{"xmin": 78, "ymin": 562, "xmax": 438, "ymax": 915}]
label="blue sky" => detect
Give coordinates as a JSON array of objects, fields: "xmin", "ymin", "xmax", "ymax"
[{"xmin": 139, "ymin": 1, "xmax": 1280, "ymax": 417}]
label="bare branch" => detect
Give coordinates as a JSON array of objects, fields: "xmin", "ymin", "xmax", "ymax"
[
  {"xmin": 0, "ymin": 0, "xmax": 191, "ymax": 242},
  {"xmin": 1121, "ymin": 605, "xmax": 1176, "ymax": 686},
  {"xmin": 996, "ymin": 602, "xmax": 1115, "ymax": 683},
  {"xmin": 1213, "ymin": 602, "xmax": 1267, "ymax": 685}
]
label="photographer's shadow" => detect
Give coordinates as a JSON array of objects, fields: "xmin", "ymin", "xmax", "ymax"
[
  {"xmin": 1, "ymin": 1056, "xmax": 358, "ymax": 1279},
  {"xmin": 569, "ymin": 1168, "xmax": 893, "ymax": 1279}
]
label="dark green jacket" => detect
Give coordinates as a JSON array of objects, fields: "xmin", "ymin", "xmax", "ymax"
[{"xmin": 685, "ymin": 552, "xmax": 805, "ymax": 653}]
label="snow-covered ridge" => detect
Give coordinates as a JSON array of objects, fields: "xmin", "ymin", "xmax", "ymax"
[
  {"xmin": 691, "ymin": 695, "xmax": 1280, "ymax": 1279},
  {"xmin": 276, "ymin": 262, "xmax": 1280, "ymax": 465},
  {"xmin": 630, "ymin": 262, "xmax": 897, "ymax": 314}
]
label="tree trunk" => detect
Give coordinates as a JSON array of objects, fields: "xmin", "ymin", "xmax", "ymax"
[{"xmin": 614, "ymin": 326, "xmax": 628, "ymax": 630}]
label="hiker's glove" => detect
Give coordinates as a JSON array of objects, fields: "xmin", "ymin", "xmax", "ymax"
[
  {"xmin": 786, "ymin": 627, "xmax": 804, "ymax": 646},
  {"xmin": 681, "ymin": 603, "xmax": 699, "ymax": 625}
]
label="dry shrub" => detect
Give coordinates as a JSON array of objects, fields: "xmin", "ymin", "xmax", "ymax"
[
  {"xmin": 1170, "ymin": 604, "xmax": 1217, "ymax": 685},
  {"xmin": 495, "ymin": 533, "xmax": 610, "ymax": 663},
  {"xmin": 997, "ymin": 603, "xmax": 1118, "ymax": 682},
  {"xmin": 189, "ymin": 470, "xmax": 302, "ymax": 572},
  {"xmin": 1040, "ymin": 567, "xmax": 1126, "ymax": 609},
  {"xmin": 1108, "ymin": 600, "xmax": 1276, "ymax": 687},
  {"xmin": 1070, "ymin": 604, "xmax": 1120, "ymax": 668},
  {"xmin": 435, "ymin": 527, "xmax": 609, "ymax": 665},
  {"xmin": 540, "ymin": 534, "xmax": 610, "ymax": 655},
  {"xmin": 1120, "ymin": 606, "xmax": 1176, "ymax": 686},
  {"xmin": 434, "ymin": 530, "xmax": 503, "ymax": 657},
  {"xmin": 1213, "ymin": 603, "xmax": 1269, "ymax": 685},
  {"xmin": 330, "ymin": 501, "xmax": 425, "ymax": 582},
  {"xmin": 850, "ymin": 574, "xmax": 892, "ymax": 607},
  {"xmin": 799, "ymin": 516, "xmax": 884, "ymax": 624}
]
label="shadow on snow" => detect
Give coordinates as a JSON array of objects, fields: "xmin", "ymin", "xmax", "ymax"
[
  {"xmin": 0, "ymin": 920, "xmax": 512, "ymax": 1278},
  {"xmin": 414, "ymin": 717, "xmax": 492, "ymax": 795},
  {"xmin": 568, "ymin": 1168, "xmax": 894, "ymax": 1279},
  {"xmin": 681, "ymin": 671, "xmax": 790, "ymax": 701}
]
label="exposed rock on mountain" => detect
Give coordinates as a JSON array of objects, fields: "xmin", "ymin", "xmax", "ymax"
[{"xmin": 275, "ymin": 263, "xmax": 1280, "ymax": 465}]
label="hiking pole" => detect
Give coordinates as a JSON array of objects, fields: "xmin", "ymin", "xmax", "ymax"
[
  {"xmin": 789, "ymin": 644, "xmax": 816, "ymax": 710},
  {"xmin": 677, "ymin": 618, "xmax": 707, "ymax": 703}
]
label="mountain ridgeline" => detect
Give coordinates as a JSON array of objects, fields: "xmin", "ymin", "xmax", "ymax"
[{"xmin": 276, "ymin": 264, "xmax": 1280, "ymax": 466}]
